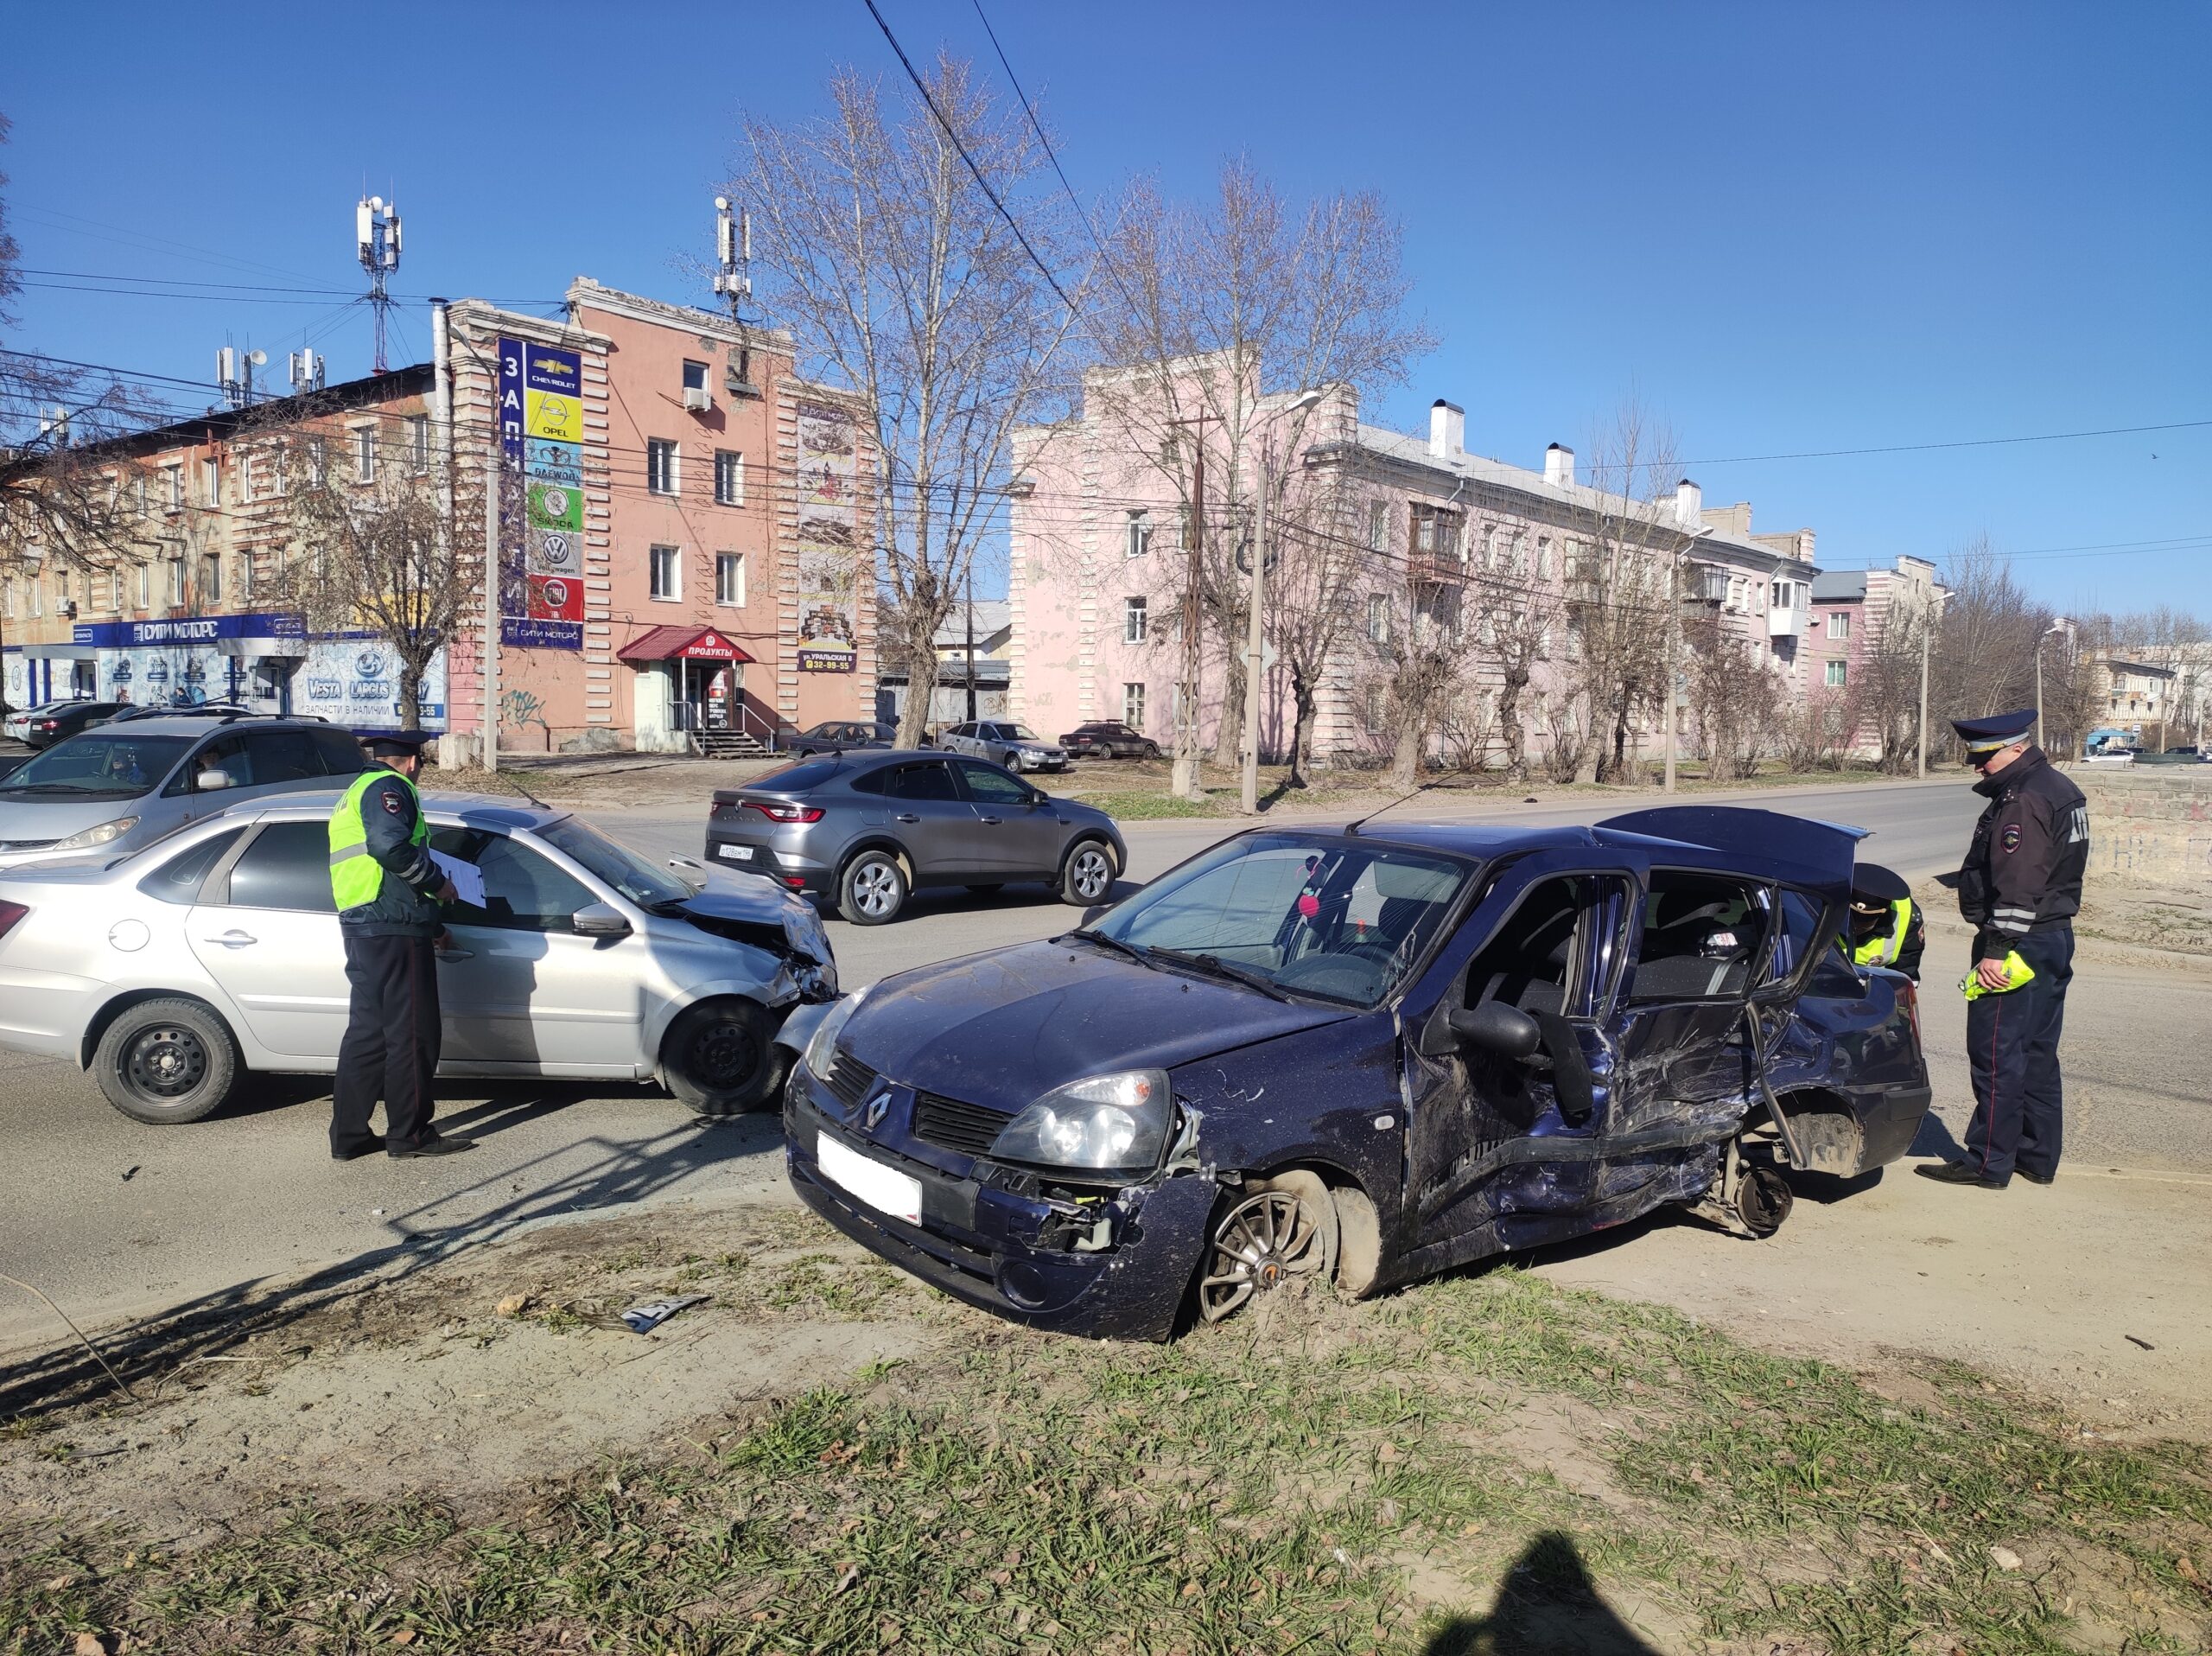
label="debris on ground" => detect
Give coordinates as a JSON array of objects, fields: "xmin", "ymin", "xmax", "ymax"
[{"xmin": 620, "ymin": 1292, "xmax": 710, "ymax": 1334}]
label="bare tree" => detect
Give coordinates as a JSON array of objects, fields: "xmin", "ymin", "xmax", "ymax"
[
  {"xmin": 1086, "ymin": 162, "xmax": 1431, "ymax": 798},
  {"xmin": 1475, "ymin": 580, "xmax": 1559, "ymax": 784},
  {"xmin": 1928, "ymin": 536, "xmax": 2042, "ymax": 759},
  {"xmin": 1561, "ymin": 406, "xmax": 1681, "ymax": 783},
  {"xmin": 728, "ymin": 59, "xmax": 1083, "ymax": 749},
  {"xmin": 1268, "ymin": 494, "xmax": 1366, "ymax": 787},
  {"xmin": 262, "ymin": 413, "xmax": 489, "ymax": 729},
  {"xmin": 1368, "ymin": 549, "xmax": 1466, "ymax": 790},
  {"xmin": 1682, "ymin": 612, "xmax": 1780, "ymax": 781}
]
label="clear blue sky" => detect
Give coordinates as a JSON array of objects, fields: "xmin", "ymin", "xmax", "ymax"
[{"xmin": 5, "ymin": 1, "xmax": 2205, "ymax": 615}]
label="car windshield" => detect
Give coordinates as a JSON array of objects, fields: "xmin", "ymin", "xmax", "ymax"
[
  {"xmin": 0, "ymin": 734, "xmax": 193, "ymax": 799},
  {"xmin": 1004, "ymin": 725, "xmax": 1041, "ymax": 741},
  {"xmin": 1084, "ymin": 832, "xmax": 1472, "ymax": 1007},
  {"xmin": 537, "ymin": 817, "xmax": 694, "ymax": 909}
]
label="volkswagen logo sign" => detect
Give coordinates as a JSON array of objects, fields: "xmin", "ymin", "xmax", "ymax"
[{"xmin": 864, "ymin": 1091, "xmax": 890, "ymax": 1131}]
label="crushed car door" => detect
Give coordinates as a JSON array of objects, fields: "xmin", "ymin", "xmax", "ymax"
[{"xmin": 1397, "ymin": 853, "xmax": 1634, "ymax": 1264}]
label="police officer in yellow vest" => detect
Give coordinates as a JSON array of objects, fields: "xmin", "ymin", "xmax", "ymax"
[
  {"xmin": 1846, "ymin": 862, "xmax": 1924, "ymax": 980},
  {"xmin": 327, "ymin": 731, "xmax": 476, "ymax": 1161}
]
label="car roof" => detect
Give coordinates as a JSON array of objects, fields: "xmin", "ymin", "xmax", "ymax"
[
  {"xmin": 226, "ymin": 790, "xmax": 563, "ymax": 831},
  {"xmin": 91, "ymin": 714, "xmax": 327, "ymax": 736}
]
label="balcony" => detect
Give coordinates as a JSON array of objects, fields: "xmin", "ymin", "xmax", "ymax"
[{"xmin": 1767, "ymin": 606, "xmax": 1804, "ymax": 638}]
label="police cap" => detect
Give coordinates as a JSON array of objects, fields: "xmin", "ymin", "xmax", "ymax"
[
  {"xmin": 359, "ymin": 729, "xmax": 438, "ymax": 759},
  {"xmin": 1849, "ymin": 861, "xmax": 1910, "ymax": 908},
  {"xmin": 1948, "ymin": 707, "xmax": 2036, "ymax": 757}
]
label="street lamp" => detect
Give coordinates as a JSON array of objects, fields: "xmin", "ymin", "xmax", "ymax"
[
  {"xmin": 1662, "ymin": 524, "xmax": 1716, "ymax": 794},
  {"xmin": 1242, "ymin": 390, "xmax": 1325, "ymax": 814},
  {"xmin": 2033, "ymin": 620, "xmax": 2069, "ymax": 752}
]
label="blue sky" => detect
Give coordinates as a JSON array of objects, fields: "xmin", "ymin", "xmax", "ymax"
[{"xmin": 4, "ymin": 1, "xmax": 2205, "ymax": 615}]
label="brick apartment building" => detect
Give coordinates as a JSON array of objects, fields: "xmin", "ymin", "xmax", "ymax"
[{"xmin": 2, "ymin": 279, "xmax": 878, "ymax": 755}]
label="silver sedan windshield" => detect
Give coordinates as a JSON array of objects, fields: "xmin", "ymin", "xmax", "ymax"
[{"xmin": 537, "ymin": 817, "xmax": 693, "ymax": 909}]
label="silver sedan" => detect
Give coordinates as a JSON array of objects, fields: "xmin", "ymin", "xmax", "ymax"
[{"xmin": 0, "ymin": 794, "xmax": 836, "ymax": 1124}]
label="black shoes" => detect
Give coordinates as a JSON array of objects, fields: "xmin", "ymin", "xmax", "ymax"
[
  {"xmin": 330, "ymin": 1140, "xmax": 384, "ymax": 1162},
  {"xmin": 2016, "ymin": 1168, "xmax": 2056, "ymax": 1186},
  {"xmin": 387, "ymin": 1133, "xmax": 478, "ymax": 1159},
  {"xmin": 1915, "ymin": 1160, "xmax": 2009, "ymax": 1189}
]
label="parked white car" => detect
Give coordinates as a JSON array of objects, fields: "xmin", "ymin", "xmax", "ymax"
[{"xmin": 0, "ymin": 794, "xmax": 836, "ymax": 1124}]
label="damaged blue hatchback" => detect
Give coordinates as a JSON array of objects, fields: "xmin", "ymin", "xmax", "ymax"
[{"xmin": 779, "ymin": 805, "xmax": 1931, "ymax": 1340}]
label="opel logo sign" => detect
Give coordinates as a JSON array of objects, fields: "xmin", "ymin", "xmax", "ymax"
[{"xmin": 864, "ymin": 1091, "xmax": 890, "ymax": 1131}]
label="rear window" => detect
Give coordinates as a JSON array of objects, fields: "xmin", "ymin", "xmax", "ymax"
[
  {"xmin": 137, "ymin": 826, "xmax": 247, "ymax": 905},
  {"xmin": 311, "ymin": 728, "xmax": 369, "ymax": 775},
  {"xmin": 750, "ymin": 759, "xmax": 844, "ymax": 793}
]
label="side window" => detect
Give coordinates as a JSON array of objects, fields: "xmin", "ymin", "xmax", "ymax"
[
  {"xmin": 243, "ymin": 729, "xmax": 323, "ymax": 784},
  {"xmin": 138, "ymin": 826, "xmax": 246, "ymax": 905},
  {"xmin": 848, "ymin": 767, "xmax": 888, "ymax": 796},
  {"xmin": 430, "ymin": 827, "xmax": 594, "ymax": 932},
  {"xmin": 311, "ymin": 729, "xmax": 369, "ymax": 775},
  {"xmin": 1626, "ymin": 870, "xmax": 1768, "ymax": 1003},
  {"xmin": 166, "ymin": 734, "xmax": 251, "ymax": 795},
  {"xmin": 955, "ymin": 761, "xmax": 1031, "ymax": 806},
  {"xmin": 1764, "ymin": 888, "xmax": 1828, "ymax": 986},
  {"xmin": 1463, "ymin": 876, "xmax": 1602, "ymax": 1019},
  {"xmin": 223, "ymin": 821, "xmax": 337, "ymax": 912},
  {"xmin": 887, "ymin": 761, "xmax": 961, "ymax": 802},
  {"xmin": 949, "ymin": 723, "xmax": 973, "ymax": 740}
]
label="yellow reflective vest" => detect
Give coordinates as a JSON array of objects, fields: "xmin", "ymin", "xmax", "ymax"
[
  {"xmin": 1851, "ymin": 898, "xmax": 1914, "ymax": 968},
  {"xmin": 328, "ymin": 769, "xmax": 429, "ymax": 910}
]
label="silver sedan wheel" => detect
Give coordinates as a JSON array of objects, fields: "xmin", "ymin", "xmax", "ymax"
[
  {"xmin": 1068, "ymin": 844, "xmax": 1113, "ymax": 901},
  {"xmin": 851, "ymin": 860, "xmax": 900, "ymax": 918}
]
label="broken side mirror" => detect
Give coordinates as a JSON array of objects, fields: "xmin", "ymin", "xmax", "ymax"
[{"xmin": 1447, "ymin": 1000, "xmax": 1542, "ymax": 1060}]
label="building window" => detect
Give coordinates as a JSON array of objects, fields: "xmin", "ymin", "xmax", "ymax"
[
  {"xmin": 1481, "ymin": 525, "xmax": 1500, "ymax": 570},
  {"xmin": 715, "ymin": 551, "xmax": 744, "ymax": 607},
  {"xmin": 650, "ymin": 545, "xmax": 681, "ymax": 601},
  {"xmin": 1562, "ymin": 540, "xmax": 1581, "ymax": 583},
  {"xmin": 1411, "ymin": 503, "xmax": 1463, "ymax": 564},
  {"xmin": 163, "ymin": 466, "xmax": 183, "ymax": 511},
  {"xmin": 1123, "ymin": 682, "xmax": 1147, "ymax": 729},
  {"xmin": 200, "ymin": 553, "xmax": 222, "ymax": 603},
  {"xmin": 1827, "ymin": 611, "xmax": 1851, "ymax": 640},
  {"xmin": 1123, "ymin": 596, "xmax": 1147, "ymax": 643},
  {"xmin": 1367, "ymin": 593, "xmax": 1389, "ymax": 643},
  {"xmin": 683, "ymin": 360, "xmax": 709, "ymax": 396},
  {"xmin": 200, "ymin": 456, "xmax": 220, "ymax": 506},
  {"xmin": 1367, "ymin": 501, "xmax": 1388, "ymax": 551},
  {"xmin": 406, "ymin": 414, "xmax": 429, "ymax": 472},
  {"xmin": 1363, "ymin": 685, "xmax": 1386, "ymax": 734},
  {"xmin": 1826, "ymin": 659, "xmax": 1848, "ymax": 688},
  {"xmin": 308, "ymin": 437, "xmax": 327, "ymax": 487},
  {"xmin": 238, "ymin": 552, "xmax": 254, "ymax": 604},
  {"xmin": 1, "ymin": 577, "xmax": 12, "ymax": 619},
  {"xmin": 715, "ymin": 449, "xmax": 744, "ymax": 506},
  {"xmin": 647, "ymin": 439, "xmax": 677, "ymax": 496},
  {"xmin": 353, "ymin": 426, "xmax": 376, "ymax": 483},
  {"xmin": 1535, "ymin": 537, "xmax": 1553, "ymax": 581},
  {"xmin": 1126, "ymin": 510, "xmax": 1152, "ymax": 559},
  {"xmin": 136, "ymin": 563, "xmax": 149, "ymax": 610},
  {"xmin": 167, "ymin": 557, "xmax": 184, "ymax": 606}
]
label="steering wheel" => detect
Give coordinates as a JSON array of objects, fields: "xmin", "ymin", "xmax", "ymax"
[{"xmin": 1336, "ymin": 936, "xmax": 1403, "ymax": 971}]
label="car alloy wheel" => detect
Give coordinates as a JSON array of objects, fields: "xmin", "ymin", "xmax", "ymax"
[
  {"xmin": 840, "ymin": 850, "xmax": 908, "ymax": 925},
  {"xmin": 1198, "ymin": 1173, "xmax": 1340, "ymax": 1323},
  {"xmin": 1065, "ymin": 843, "xmax": 1113, "ymax": 903}
]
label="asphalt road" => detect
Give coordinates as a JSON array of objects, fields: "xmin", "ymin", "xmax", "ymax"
[{"xmin": 10, "ymin": 773, "xmax": 2176, "ymax": 1358}]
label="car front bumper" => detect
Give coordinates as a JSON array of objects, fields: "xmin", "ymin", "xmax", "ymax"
[{"xmin": 784, "ymin": 1069, "xmax": 1215, "ymax": 1341}]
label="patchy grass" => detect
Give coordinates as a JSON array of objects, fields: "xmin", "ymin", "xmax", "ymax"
[{"xmin": 5, "ymin": 1264, "xmax": 2207, "ymax": 1653}]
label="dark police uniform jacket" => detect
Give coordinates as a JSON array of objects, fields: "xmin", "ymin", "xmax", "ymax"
[
  {"xmin": 1955, "ymin": 745, "xmax": 2088, "ymax": 961},
  {"xmin": 340, "ymin": 772, "xmax": 447, "ymax": 939}
]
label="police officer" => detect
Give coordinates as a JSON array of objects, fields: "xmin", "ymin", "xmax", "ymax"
[
  {"xmin": 327, "ymin": 731, "xmax": 476, "ymax": 1161},
  {"xmin": 1847, "ymin": 862, "xmax": 1925, "ymax": 980},
  {"xmin": 1917, "ymin": 708, "xmax": 2088, "ymax": 1189}
]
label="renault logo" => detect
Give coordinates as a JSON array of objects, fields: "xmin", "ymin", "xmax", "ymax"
[{"xmin": 864, "ymin": 1091, "xmax": 890, "ymax": 1131}]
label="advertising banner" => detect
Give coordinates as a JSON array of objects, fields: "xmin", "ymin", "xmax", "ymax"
[
  {"xmin": 794, "ymin": 401, "xmax": 860, "ymax": 673},
  {"xmin": 499, "ymin": 336, "xmax": 585, "ymax": 651}
]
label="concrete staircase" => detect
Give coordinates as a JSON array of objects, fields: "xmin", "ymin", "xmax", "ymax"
[{"xmin": 692, "ymin": 728, "xmax": 773, "ymax": 759}]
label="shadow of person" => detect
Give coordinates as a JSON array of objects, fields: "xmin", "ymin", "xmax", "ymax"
[
  {"xmin": 1910, "ymin": 1110, "xmax": 1967, "ymax": 1161},
  {"xmin": 1424, "ymin": 1532, "xmax": 1662, "ymax": 1656}
]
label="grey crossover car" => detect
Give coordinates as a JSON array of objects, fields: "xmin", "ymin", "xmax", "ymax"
[
  {"xmin": 705, "ymin": 750, "xmax": 1124, "ymax": 925},
  {"xmin": 940, "ymin": 721, "xmax": 1070, "ymax": 774},
  {"xmin": 0, "ymin": 714, "xmax": 369, "ymax": 870},
  {"xmin": 0, "ymin": 794, "xmax": 836, "ymax": 1124}
]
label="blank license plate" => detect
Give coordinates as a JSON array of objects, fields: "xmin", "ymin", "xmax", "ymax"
[
  {"xmin": 717, "ymin": 844, "xmax": 754, "ymax": 862},
  {"xmin": 817, "ymin": 1132, "xmax": 921, "ymax": 1225}
]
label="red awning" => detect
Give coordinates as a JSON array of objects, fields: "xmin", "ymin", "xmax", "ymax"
[{"xmin": 615, "ymin": 625, "xmax": 755, "ymax": 664}]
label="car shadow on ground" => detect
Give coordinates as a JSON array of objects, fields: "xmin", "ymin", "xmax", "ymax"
[
  {"xmin": 1421, "ymin": 1532, "xmax": 1662, "ymax": 1654},
  {"xmin": 810, "ymin": 875, "xmax": 1148, "ymax": 929},
  {"xmin": 0, "ymin": 1086, "xmax": 787, "ymax": 1422}
]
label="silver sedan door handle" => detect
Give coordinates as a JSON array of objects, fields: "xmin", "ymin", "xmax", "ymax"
[
  {"xmin": 203, "ymin": 929, "xmax": 257, "ymax": 947},
  {"xmin": 435, "ymin": 947, "xmax": 474, "ymax": 961}
]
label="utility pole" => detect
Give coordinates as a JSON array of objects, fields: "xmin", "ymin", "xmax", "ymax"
[
  {"xmin": 482, "ymin": 430, "xmax": 501, "ymax": 772},
  {"xmin": 1662, "ymin": 525, "xmax": 1713, "ymax": 793},
  {"xmin": 1916, "ymin": 613, "xmax": 1930, "ymax": 779}
]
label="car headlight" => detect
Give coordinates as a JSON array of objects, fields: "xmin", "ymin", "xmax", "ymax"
[
  {"xmin": 988, "ymin": 1069, "xmax": 1171, "ymax": 1175},
  {"xmin": 802, "ymin": 984, "xmax": 869, "ymax": 1079},
  {"xmin": 52, "ymin": 816, "xmax": 140, "ymax": 851}
]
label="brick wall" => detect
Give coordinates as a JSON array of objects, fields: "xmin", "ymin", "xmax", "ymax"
[{"xmin": 2076, "ymin": 768, "xmax": 2212, "ymax": 889}]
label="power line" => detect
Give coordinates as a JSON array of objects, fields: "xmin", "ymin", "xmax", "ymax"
[
  {"xmin": 859, "ymin": 0, "xmax": 1075, "ymax": 312},
  {"xmin": 1579, "ymin": 417, "xmax": 2212, "ymax": 475}
]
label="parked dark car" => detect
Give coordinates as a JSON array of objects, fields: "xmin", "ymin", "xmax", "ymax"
[
  {"xmin": 1060, "ymin": 720, "xmax": 1162, "ymax": 760},
  {"xmin": 705, "ymin": 750, "xmax": 1125, "ymax": 925},
  {"xmin": 14, "ymin": 700, "xmax": 124, "ymax": 749},
  {"xmin": 777, "ymin": 805, "xmax": 1932, "ymax": 1341},
  {"xmin": 784, "ymin": 719, "xmax": 897, "ymax": 759}
]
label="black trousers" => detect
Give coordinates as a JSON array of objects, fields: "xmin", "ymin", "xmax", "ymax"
[
  {"xmin": 1963, "ymin": 925, "xmax": 2073, "ymax": 1181},
  {"xmin": 333, "ymin": 933, "xmax": 442, "ymax": 1153}
]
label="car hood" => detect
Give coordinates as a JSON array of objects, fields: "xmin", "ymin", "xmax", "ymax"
[
  {"xmin": 842, "ymin": 939, "xmax": 1350, "ymax": 1113},
  {"xmin": 0, "ymin": 794, "xmax": 150, "ymax": 842},
  {"xmin": 684, "ymin": 867, "xmax": 834, "ymax": 966}
]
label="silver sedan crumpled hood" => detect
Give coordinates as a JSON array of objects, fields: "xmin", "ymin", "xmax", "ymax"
[{"xmin": 686, "ymin": 867, "xmax": 835, "ymax": 967}]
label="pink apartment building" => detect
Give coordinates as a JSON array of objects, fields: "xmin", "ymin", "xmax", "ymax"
[{"xmin": 1007, "ymin": 360, "xmax": 1827, "ymax": 767}]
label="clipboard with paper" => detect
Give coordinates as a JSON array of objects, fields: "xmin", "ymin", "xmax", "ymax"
[{"xmin": 429, "ymin": 849, "xmax": 487, "ymax": 910}]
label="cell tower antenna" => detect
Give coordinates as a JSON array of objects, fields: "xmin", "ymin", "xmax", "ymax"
[
  {"xmin": 355, "ymin": 193, "xmax": 403, "ymax": 373},
  {"xmin": 711, "ymin": 194, "xmax": 760, "ymax": 395}
]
